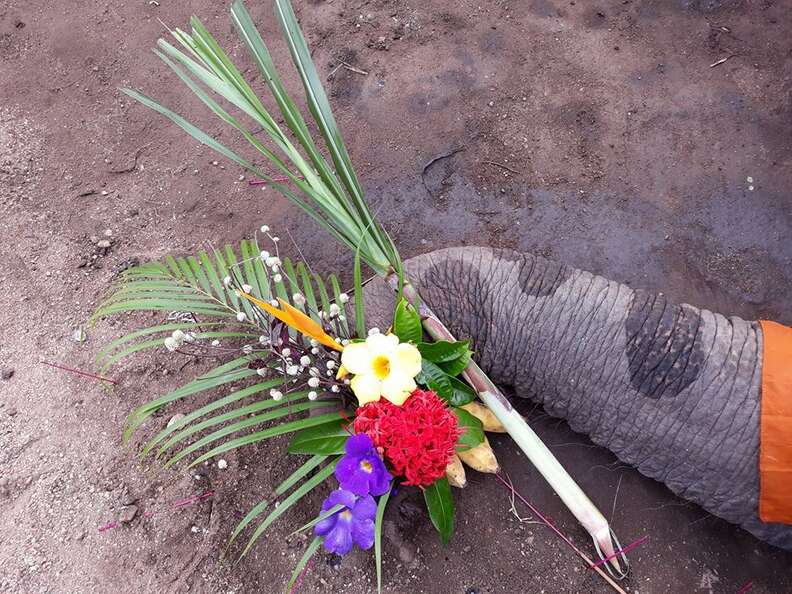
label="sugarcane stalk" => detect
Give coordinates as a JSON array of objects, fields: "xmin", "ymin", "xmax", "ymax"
[{"xmin": 388, "ymin": 274, "xmax": 622, "ymax": 573}]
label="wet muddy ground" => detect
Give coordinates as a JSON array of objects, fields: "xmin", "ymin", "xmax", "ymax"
[{"xmin": 1, "ymin": 0, "xmax": 791, "ymax": 592}]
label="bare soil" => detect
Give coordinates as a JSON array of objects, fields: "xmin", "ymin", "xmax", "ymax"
[{"xmin": 1, "ymin": 1, "xmax": 791, "ymax": 593}]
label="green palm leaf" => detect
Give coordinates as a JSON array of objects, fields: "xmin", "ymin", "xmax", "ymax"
[
  {"xmin": 241, "ymin": 458, "xmax": 338, "ymax": 557},
  {"xmin": 226, "ymin": 453, "xmax": 329, "ymax": 552},
  {"xmin": 286, "ymin": 537, "xmax": 322, "ymax": 593},
  {"xmin": 122, "ymin": 0, "xmax": 400, "ymax": 275}
]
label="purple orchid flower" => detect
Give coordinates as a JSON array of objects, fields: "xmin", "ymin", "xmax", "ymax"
[
  {"xmin": 334, "ymin": 433, "xmax": 392, "ymax": 496},
  {"xmin": 314, "ymin": 489, "xmax": 377, "ymax": 555}
]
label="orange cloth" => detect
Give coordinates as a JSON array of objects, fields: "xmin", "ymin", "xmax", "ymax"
[{"xmin": 759, "ymin": 320, "xmax": 792, "ymax": 524}]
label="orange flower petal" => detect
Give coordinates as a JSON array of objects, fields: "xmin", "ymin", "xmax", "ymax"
[{"xmin": 277, "ymin": 299, "xmax": 343, "ymax": 352}]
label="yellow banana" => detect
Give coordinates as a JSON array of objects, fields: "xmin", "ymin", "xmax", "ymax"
[
  {"xmin": 445, "ymin": 454, "xmax": 467, "ymax": 488},
  {"xmin": 457, "ymin": 435, "xmax": 499, "ymax": 474},
  {"xmin": 462, "ymin": 402, "xmax": 507, "ymax": 433}
]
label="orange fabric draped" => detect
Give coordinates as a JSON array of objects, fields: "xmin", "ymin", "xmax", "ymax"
[{"xmin": 759, "ymin": 320, "xmax": 792, "ymax": 524}]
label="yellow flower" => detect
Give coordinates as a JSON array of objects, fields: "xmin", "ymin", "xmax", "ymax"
[{"xmin": 341, "ymin": 333, "xmax": 422, "ymax": 406}]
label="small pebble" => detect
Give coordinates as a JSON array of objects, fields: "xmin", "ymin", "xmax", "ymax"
[
  {"xmin": 167, "ymin": 413, "xmax": 185, "ymax": 428},
  {"xmin": 72, "ymin": 328, "xmax": 87, "ymax": 343},
  {"xmin": 217, "ymin": 459, "xmax": 228, "ymax": 470},
  {"xmin": 398, "ymin": 543, "xmax": 415, "ymax": 563},
  {"xmin": 118, "ymin": 505, "xmax": 138, "ymax": 524}
]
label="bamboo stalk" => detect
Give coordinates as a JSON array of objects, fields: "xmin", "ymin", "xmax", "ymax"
[{"xmin": 388, "ymin": 274, "xmax": 623, "ymax": 574}]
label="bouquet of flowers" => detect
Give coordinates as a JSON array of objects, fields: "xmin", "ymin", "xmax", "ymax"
[
  {"xmin": 98, "ymin": 223, "xmax": 502, "ymax": 589},
  {"xmin": 96, "ymin": 1, "xmax": 627, "ymax": 591}
]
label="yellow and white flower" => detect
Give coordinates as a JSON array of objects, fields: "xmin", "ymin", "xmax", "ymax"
[{"xmin": 340, "ymin": 333, "xmax": 422, "ymax": 406}]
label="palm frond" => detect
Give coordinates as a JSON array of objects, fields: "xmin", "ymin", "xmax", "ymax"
[
  {"xmin": 227, "ymin": 454, "xmax": 328, "ymax": 549},
  {"xmin": 93, "ymin": 240, "xmax": 352, "ymax": 557},
  {"xmin": 124, "ymin": 356, "xmax": 257, "ymax": 442},
  {"xmin": 240, "ymin": 458, "xmax": 339, "ymax": 557},
  {"xmin": 121, "ymin": 0, "xmax": 401, "ymax": 276},
  {"xmin": 287, "ymin": 537, "xmax": 322, "ymax": 593},
  {"xmin": 95, "ymin": 240, "xmax": 347, "ymax": 369}
]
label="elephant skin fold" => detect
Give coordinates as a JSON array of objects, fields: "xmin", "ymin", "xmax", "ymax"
[
  {"xmin": 758, "ymin": 320, "xmax": 792, "ymax": 525},
  {"xmin": 362, "ymin": 247, "xmax": 792, "ymax": 550}
]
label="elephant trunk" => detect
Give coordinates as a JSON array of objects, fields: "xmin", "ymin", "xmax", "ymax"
[{"xmin": 372, "ymin": 246, "xmax": 791, "ymax": 550}]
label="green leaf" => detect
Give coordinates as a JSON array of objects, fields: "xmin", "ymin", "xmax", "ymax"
[
  {"xmin": 183, "ymin": 412, "xmax": 343, "ymax": 469},
  {"xmin": 289, "ymin": 504, "xmax": 343, "ymax": 537},
  {"xmin": 269, "ymin": 0, "xmax": 392, "ymax": 265},
  {"xmin": 288, "ymin": 417, "xmax": 350, "ymax": 455},
  {"xmin": 297, "ymin": 262, "xmax": 319, "ymax": 319},
  {"xmin": 286, "ymin": 537, "xmax": 322, "ymax": 593},
  {"xmin": 229, "ymin": 455, "xmax": 327, "ymax": 555},
  {"xmin": 452, "ymin": 407, "xmax": 484, "ymax": 452},
  {"xmin": 155, "ymin": 399, "xmax": 329, "ymax": 460},
  {"xmin": 141, "ymin": 376, "xmax": 282, "ymax": 456},
  {"xmin": 227, "ymin": 498, "xmax": 270, "ymax": 551},
  {"xmin": 423, "ymin": 477, "xmax": 454, "ymax": 545},
  {"xmin": 228, "ymin": 454, "xmax": 329, "ymax": 551},
  {"xmin": 97, "ymin": 321, "xmax": 220, "ymax": 363},
  {"xmin": 438, "ymin": 348, "xmax": 473, "ymax": 377},
  {"xmin": 375, "ymin": 486, "xmax": 391, "ymax": 594},
  {"xmin": 124, "ymin": 357, "xmax": 255, "ymax": 442},
  {"xmin": 121, "ymin": 87, "xmax": 266, "ymax": 177},
  {"xmin": 329, "ymin": 274, "xmax": 349, "ymax": 336},
  {"xmin": 447, "ymin": 376, "xmax": 477, "ymax": 407},
  {"xmin": 275, "ymin": 455, "xmax": 329, "ymax": 496},
  {"xmin": 353, "ymin": 244, "xmax": 365, "ymax": 339},
  {"xmin": 241, "ymin": 458, "xmax": 338, "ymax": 557},
  {"xmin": 417, "ymin": 340, "xmax": 470, "ymax": 364},
  {"xmin": 416, "ymin": 360, "xmax": 452, "ymax": 399},
  {"xmin": 393, "ymin": 298, "xmax": 422, "ymax": 344}
]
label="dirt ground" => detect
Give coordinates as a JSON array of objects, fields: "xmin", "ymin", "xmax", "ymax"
[{"xmin": 2, "ymin": 0, "xmax": 792, "ymax": 592}]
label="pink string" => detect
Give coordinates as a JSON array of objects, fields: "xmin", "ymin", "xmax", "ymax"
[
  {"xmin": 736, "ymin": 582, "xmax": 753, "ymax": 594},
  {"xmin": 494, "ymin": 472, "xmax": 646, "ymax": 572},
  {"xmin": 588, "ymin": 535, "xmax": 648, "ymax": 569},
  {"xmin": 495, "ymin": 473, "xmax": 592, "ymax": 558},
  {"xmin": 292, "ymin": 557, "xmax": 314, "ymax": 593},
  {"xmin": 98, "ymin": 490, "xmax": 214, "ymax": 532},
  {"xmin": 172, "ymin": 490, "xmax": 214, "ymax": 508},
  {"xmin": 42, "ymin": 360, "xmax": 118, "ymax": 385},
  {"xmin": 248, "ymin": 175, "xmax": 302, "ymax": 186}
]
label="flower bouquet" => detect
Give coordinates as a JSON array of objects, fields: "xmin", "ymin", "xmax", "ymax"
[{"xmin": 96, "ymin": 0, "xmax": 628, "ymax": 591}]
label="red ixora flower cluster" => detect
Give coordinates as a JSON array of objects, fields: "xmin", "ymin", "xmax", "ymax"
[{"xmin": 354, "ymin": 388, "xmax": 461, "ymax": 487}]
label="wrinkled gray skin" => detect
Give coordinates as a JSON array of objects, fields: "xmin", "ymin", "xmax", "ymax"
[{"xmin": 364, "ymin": 247, "xmax": 792, "ymax": 550}]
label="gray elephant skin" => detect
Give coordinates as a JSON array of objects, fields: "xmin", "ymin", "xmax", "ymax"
[{"xmin": 364, "ymin": 247, "xmax": 792, "ymax": 551}]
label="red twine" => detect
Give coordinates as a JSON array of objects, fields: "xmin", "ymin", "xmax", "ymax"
[
  {"xmin": 42, "ymin": 360, "xmax": 118, "ymax": 385},
  {"xmin": 97, "ymin": 490, "xmax": 214, "ymax": 532}
]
